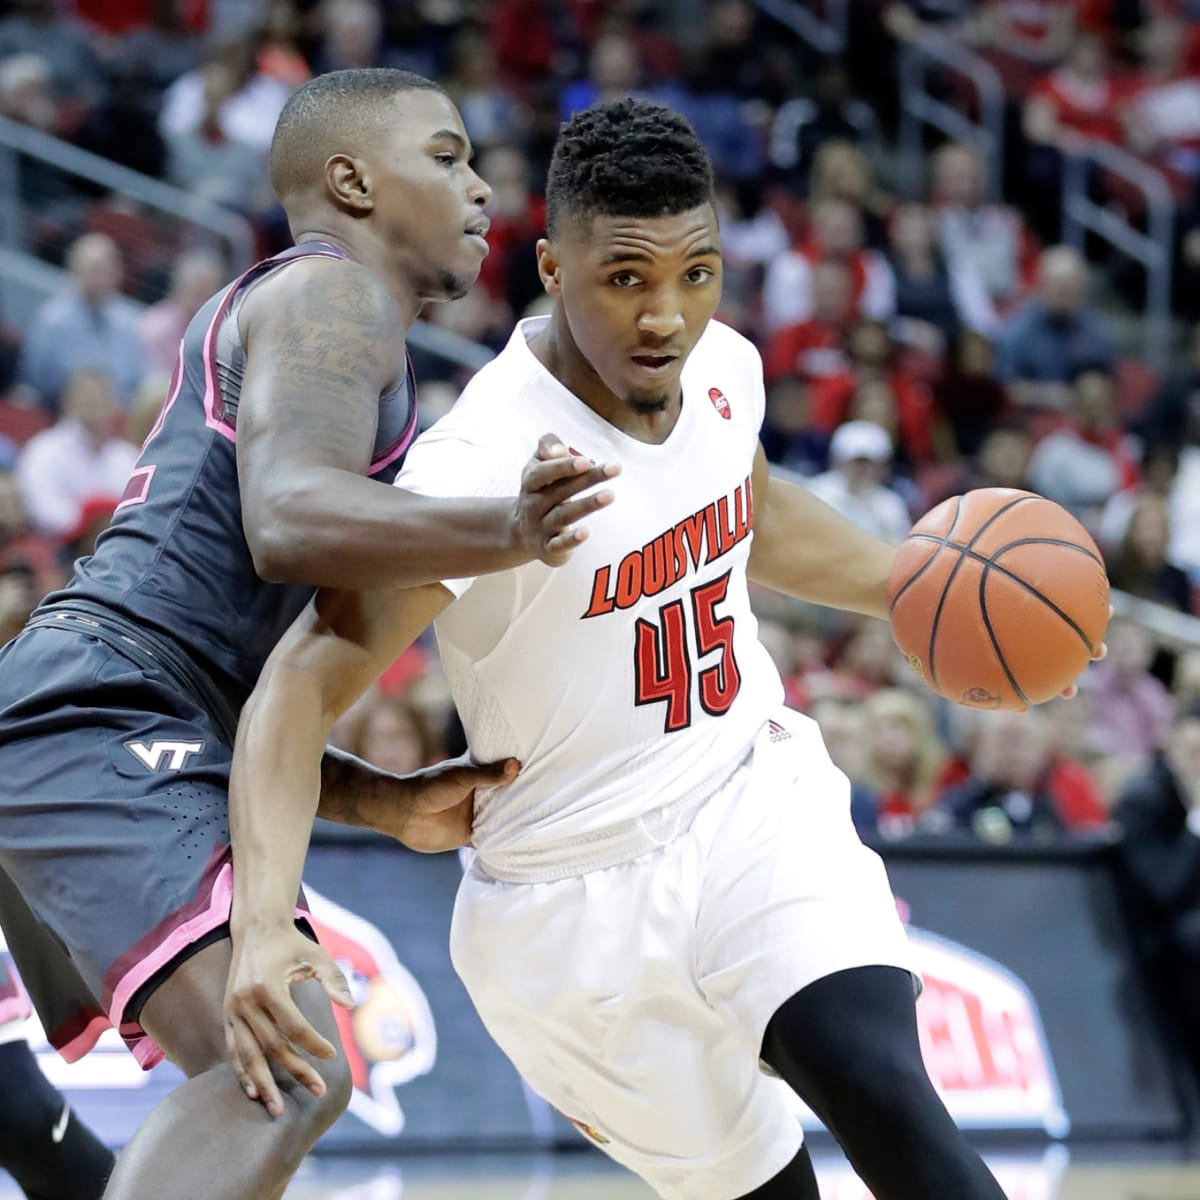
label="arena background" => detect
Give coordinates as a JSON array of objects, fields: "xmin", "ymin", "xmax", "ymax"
[{"xmin": 2, "ymin": 0, "xmax": 1200, "ymax": 1196}]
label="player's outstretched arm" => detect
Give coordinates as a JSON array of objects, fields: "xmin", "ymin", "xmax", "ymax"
[
  {"xmin": 225, "ymin": 581, "xmax": 454, "ymax": 1115},
  {"xmin": 747, "ymin": 444, "xmax": 896, "ymax": 619},
  {"xmin": 237, "ymin": 257, "xmax": 616, "ymax": 587}
]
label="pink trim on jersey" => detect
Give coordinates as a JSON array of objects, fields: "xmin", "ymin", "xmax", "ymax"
[
  {"xmin": 369, "ymin": 350, "xmax": 420, "ymax": 475},
  {"xmin": 201, "ymin": 247, "xmax": 348, "ymax": 443},
  {"xmin": 54, "ymin": 1013, "xmax": 111, "ymax": 1064},
  {"xmin": 116, "ymin": 464, "xmax": 156, "ymax": 511},
  {"xmin": 101, "ymin": 853, "xmax": 314, "ymax": 1071},
  {"xmin": 141, "ymin": 339, "xmax": 187, "ymax": 450},
  {"xmin": 106, "ymin": 859, "xmax": 236, "ymax": 1032}
]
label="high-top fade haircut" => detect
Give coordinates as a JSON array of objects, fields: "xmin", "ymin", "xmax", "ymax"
[
  {"xmin": 545, "ymin": 98, "xmax": 715, "ymax": 238},
  {"xmin": 269, "ymin": 68, "xmax": 445, "ymax": 204}
]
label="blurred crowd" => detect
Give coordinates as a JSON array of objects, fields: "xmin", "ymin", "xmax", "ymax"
[{"xmin": 2, "ymin": 0, "xmax": 1200, "ymax": 1060}]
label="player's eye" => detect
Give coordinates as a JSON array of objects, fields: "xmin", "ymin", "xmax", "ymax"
[
  {"xmin": 686, "ymin": 267, "xmax": 714, "ymax": 285},
  {"xmin": 434, "ymin": 152, "xmax": 457, "ymax": 167},
  {"xmin": 609, "ymin": 272, "xmax": 640, "ymax": 288}
]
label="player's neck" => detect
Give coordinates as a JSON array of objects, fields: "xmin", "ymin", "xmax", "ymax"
[
  {"xmin": 292, "ymin": 228, "xmax": 422, "ymax": 327},
  {"xmin": 531, "ymin": 313, "xmax": 682, "ymax": 445}
]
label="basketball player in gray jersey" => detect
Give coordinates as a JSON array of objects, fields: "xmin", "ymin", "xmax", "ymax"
[{"xmin": 0, "ymin": 69, "xmax": 616, "ymax": 1200}]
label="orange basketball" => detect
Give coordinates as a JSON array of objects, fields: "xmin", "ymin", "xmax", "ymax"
[{"xmin": 887, "ymin": 488, "xmax": 1110, "ymax": 711}]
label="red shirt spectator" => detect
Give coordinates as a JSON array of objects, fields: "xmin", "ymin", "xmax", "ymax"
[
  {"xmin": 1026, "ymin": 34, "xmax": 1132, "ymax": 146},
  {"xmin": 763, "ymin": 260, "xmax": 855, "ymax": 384}
]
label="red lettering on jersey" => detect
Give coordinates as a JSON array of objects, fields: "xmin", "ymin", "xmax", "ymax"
[
  {"xmin": 680, "ymin": 510, "xmax": 706, "ymax": 570},
  {"xmin": 615, "ymin": 551, "xmax": 643, "ymax": 608},
  {"xmin": 581, "ymin": 480, "xmax": 755, "ymax": 618},
  {"xmin": 582, "ymin": 565, "xmax": 616, "ymax": 618}
]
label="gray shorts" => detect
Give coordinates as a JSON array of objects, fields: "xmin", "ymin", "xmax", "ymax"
[{"xmin": 0, "ymin": 622, "xmax": 308, "ymax": 1067}]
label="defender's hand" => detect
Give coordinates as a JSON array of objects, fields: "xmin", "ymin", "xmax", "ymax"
[
  {"xmin": 370, "ymin": 756, "xmax": 519, "ymax": 851},
  {"xmin": 513, "ymin": 434, "xmax": 620, "ymax": 567},
  {"xmin": 224, "ymin": 925, "xmax": 354, "ymax": 1118}
]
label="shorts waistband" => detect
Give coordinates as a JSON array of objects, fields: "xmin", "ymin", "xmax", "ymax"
[
  {"xmin": 25, "ymin": 600, "xmax": 239, "ymax": 744},
  {"xmin": 474, "ymin": 747, "xmax": 753, "ymax": 884}
]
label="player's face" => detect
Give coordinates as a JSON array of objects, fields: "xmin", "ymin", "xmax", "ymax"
[
  {"xmin": 368, "ymin": 90, "xmax": 492, "ymax": 302},
  {"xmin": 544, "ymin": 206, "xmax": 722, "ymax": 413}
]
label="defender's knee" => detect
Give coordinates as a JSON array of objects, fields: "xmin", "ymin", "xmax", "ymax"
[{"xmin": 272, "ymin": 1039, "xmax": 353, "ymax": 1142}]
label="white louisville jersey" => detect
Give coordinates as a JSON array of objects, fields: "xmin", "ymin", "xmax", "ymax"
[{"xmin": 396, "ymin": 316, "xmax": 784, "ymax": 874}]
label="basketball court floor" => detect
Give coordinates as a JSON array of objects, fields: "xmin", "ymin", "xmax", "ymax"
[
  {"xmin": 3, "ymin": 1144, "xmax": 1199, "ymax": 1197},
  {"xmin": 272, "ymin": 1145, "xmax": 1200, "ymax": 1199}
]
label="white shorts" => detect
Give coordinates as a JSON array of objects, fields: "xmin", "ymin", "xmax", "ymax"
[{"xmin": 450, "ymin": 709, "xmax": 918, "ymax": 1200}]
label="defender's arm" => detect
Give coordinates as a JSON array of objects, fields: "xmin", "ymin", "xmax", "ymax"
[{"xmin": 236, "ymin": 256, "xmax": 613, "ymax": 587}]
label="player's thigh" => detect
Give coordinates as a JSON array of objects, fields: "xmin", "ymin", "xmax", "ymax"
[
  {"xmin": 137, "ymin": 937, "xmax": 344, "ymax": 1084},
  {"xmin": 693, "ymin": 710, "xmax": 917, "ymax": 1053},
  {"xmin": 451, "ymin": 859, "xmax": 803, "ymax": 1200}
]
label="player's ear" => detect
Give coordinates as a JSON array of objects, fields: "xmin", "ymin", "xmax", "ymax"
[
  {"xmin": 536, "ymin": 238, "xmax": 561, "ymax": 297},
  {"xmin": 326, "ymin": 154, "xmax": 374, "ymax": 214}
]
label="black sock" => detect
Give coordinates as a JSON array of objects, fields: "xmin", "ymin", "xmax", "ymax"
[
  {"xmin": 762, "ymin": 966, "xmax": 1006, "ymax": 1200},
  {"xmin": 0, "ymin": 1039, "xmax": 114, "ymax": 1200}
]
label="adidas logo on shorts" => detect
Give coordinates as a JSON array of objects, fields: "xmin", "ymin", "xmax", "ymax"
[{"xmin": 768, "ymin": 719, "xmax": 792, "ymax": 743}]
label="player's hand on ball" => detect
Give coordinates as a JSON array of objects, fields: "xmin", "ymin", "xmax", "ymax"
[
  {"xmin": 1058, "ymin": 607, "xmax": 1111, "ymax": 700},
  {"xmin": 224, "ymin": 925, "xmax": 355, "ymax": 1118},
  {"xmin": 513, "ymin": 433, "xmax": 620, "ymax": 567},
  {"xmin": 372, "ymin": 755, "xmax": 520, "ymax": 851}
]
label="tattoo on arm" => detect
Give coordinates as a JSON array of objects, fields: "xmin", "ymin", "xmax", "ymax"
[{"xmin": 242, "ymin": 262, "xmax": 405, "ymax": 475}]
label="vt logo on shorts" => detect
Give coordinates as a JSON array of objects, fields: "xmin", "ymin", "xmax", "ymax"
[{"xmin": 124, "ymin": 740, "xmax": 205, "ymax": 772}]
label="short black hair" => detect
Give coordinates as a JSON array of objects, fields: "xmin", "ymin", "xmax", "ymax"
[
  {"xmin": 269, "ymin": 68, "xmax": 445, "ymax": 203},
  {"xmin": 545, "ymin": 98, "xmax": 715, "ymax": 237}
]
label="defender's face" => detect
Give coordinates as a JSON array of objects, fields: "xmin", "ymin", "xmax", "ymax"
[
  {"xmin": 547, "ymin": 206, "xmax": 722, "ymax": 411},
  {"xmin": 369, "ymin": 90, "xmax": 492, "ymax": 300}
]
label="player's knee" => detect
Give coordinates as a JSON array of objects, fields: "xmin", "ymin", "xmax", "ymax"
[{"xmin": 273, "ymin": 1044, "xmax": 353, "ymax": 1140}]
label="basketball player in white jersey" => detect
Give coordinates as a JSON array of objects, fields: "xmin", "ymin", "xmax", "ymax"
[{"xmin": 222, "ymin": 101, "xmax": 1089, "ymax": 1197}]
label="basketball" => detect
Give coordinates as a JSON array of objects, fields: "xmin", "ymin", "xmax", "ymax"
[{"xmin": 887, "ymin": 488, "xmax": 1110, "ymax": 711}]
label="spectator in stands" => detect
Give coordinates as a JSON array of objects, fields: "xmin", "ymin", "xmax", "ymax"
[
  {"xmin": 138, "ymin": 251, "xmax": 225, "ymax": 375},
  {"xmin": 18, "ymin": 233, "xmax": 145, "ymax": 412},
  {"xmin": 165, "ymin": 59, "xmax": 273, "ymax": 212},
  {"xmin": 768, "ymin": 62, "xmax": 878, "ymax": 196},
  {"xmin": 1082, "ymin": 619, "xmax": 1175, "ymax": 764},
  {"xmin": 887, "ymin": 202, "xmax": 997, "ymax": 358},
  {"xmin": 933, "ymin": 331, "xmax": 1011, "ymax": 458},
  {"xmin": 995, "ymin": 245, "xmax": 1115, "ymax": 409},
  {"xmin": 1099, "ymin": 441, "xmax": 1183, "ymax": 560},
  {"xmin": 117, "ymin": 0, "xmax": 204, "ymax": 100},
  {"xmin": 337, "ymin": 688, "xmax": 441, "ymax": 774},
  {"xmin": 0, "ymin": 557, "xmax": 38, "ymax": 647},
  {"xmin": 474, "ymin": 145, "xmax": 545, "ymax": 321},
  {"xmin": 560, "ymin": 31, "xmax": 648, "ymax": 119},
  {"xmin": 931, "ymin": 141, "xmax": 1035, "ymax": 314},
  {"xmin": 763, "ymin": 199, "xmax": 895, "ymax": 333},
  {"xmin": 807, "ymin": 695, "xmax": 880, "ymax": 834},
  {"xmin": 444, "ymin": 27, "xmax": 525, "ymax": 150},
  {"xmin": 807, "ymin": 140, "xmax": 890, "ymax": 249},
  {"xmin": 159, "ymin": 34, "xmax": 293, "ymax": 155},
  {"xmin": 310, "ymin": 0, "xmax": 400, "ymax": 75},
  {"xmin": 76, "ymin": 60, "xmax": 168, "ymax": 180},
  {"xmin": 764, "ymin": 260, "xmax": 855, "ymax": 386},
  {"xmin": 1106, "ymin": 493, "xmax": 1193, "ymax": 613},
  {"xmin": 1027, "ymin": 366, "xmax": 1137, "ymax": 529},
  {"xmin": 806, "ymin": 419, "xmax": 911, "ymax": 544},
  {"xmin": 15, "ymin": 369, "xmax": 137, "ymax": 537},
  {"xmin": 940, "ymin": 709, "xmax": 1082, "ymax": 842},
  {"xmin": 0, "ymin": 51, "xmax": 56, "ymax": 134},
  {"xmin": 1022, "ymin": 32, "xmax": 1129, "ymax": 239},
  {"xmin": 760, "ymin": 376, "xmax": 827, "ymax": 477},
  {"xmin": 1115, "ymin": 703, "xmax": 1200, "ymax": 1066},
  {"xmin": 59, "ymin": 495, "xmax": 117, "ymax": 568},
  {"xmin": 863, "ymin": 688, "xmax": 952, "ymax": 840},
  {"xmin": 1136, "ymin": 322, "xmax": 1200, "ymax": 449},
  {"xmin": 0, "ymin": 0, "xmax": 106, "ymax": 118},
  {"xmin": 1125, "ymin": 13, "xmax": 1200, "ymax": 193}
]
